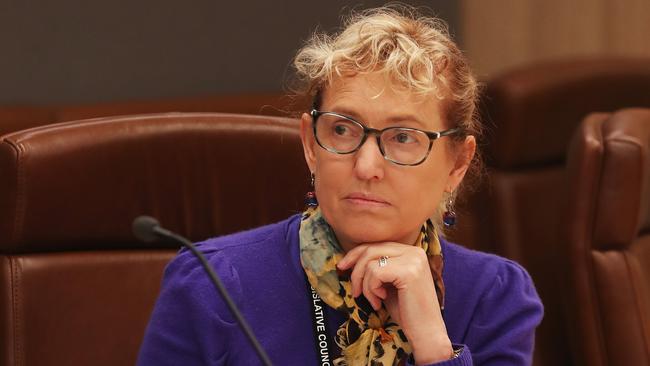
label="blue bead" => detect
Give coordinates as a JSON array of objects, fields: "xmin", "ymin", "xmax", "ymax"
[
  {"xmin": 305, "ymin": 192, "xmax": 318, "ymax": 207},
  {"xmin": 443, "ymin": 211, "xmax": 456, "ymax": 227}
]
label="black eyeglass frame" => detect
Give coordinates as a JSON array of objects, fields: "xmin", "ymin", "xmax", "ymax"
[{"xmin": 310, "ymin": 109, "xmax": 461, "ymax": 166}]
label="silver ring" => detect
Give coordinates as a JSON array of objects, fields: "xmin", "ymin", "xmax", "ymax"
[{"xmin": 378, "ymin": 256, "xmax": 389, "ymax": 267}]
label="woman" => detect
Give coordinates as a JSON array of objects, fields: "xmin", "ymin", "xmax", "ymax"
[{"xmin": 138, "ymin": 6, "xmax": 543, "ymax": 366}]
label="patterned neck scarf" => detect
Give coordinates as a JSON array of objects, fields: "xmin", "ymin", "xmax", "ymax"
[{"xmin": 299, "ymin": 207, "xmax": 445, "ymax": 366}]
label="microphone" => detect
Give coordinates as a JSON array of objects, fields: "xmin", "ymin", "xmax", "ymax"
[{"xmin": 133, "ymin": 216, "xmax": 274, "ymax": 366}]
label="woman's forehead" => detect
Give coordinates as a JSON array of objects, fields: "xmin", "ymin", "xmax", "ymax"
[{"xmin": 321, "ymin": 73, "xmax": 445, "ymax": 128}]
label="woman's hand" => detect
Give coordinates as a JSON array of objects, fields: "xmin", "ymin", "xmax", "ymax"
[{"xmin": 337, "ymin": 243, "xmax": 453, "ymax": 365}]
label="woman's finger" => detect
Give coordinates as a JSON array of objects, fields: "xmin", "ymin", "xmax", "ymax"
[
  {"xmin": 349, "ymin": 253, "xmax": 370, "ymax": 298},
  {"xmin": 336, "ymin": 244, "xmax": 368, "ymax": 270},
  {"xmin": 362, "ymin": 262, "xmax": 391, "ymax": 310},
  {"xmin": 348, "ymin": 244, "xmax": 404, "ymax": 297},
  {"xmin": 338, "ymin": 242, "xmax": 403, "ymax": 269},
  {"xmin": 363, "ymin": 280, "xmax": 383, "ymax": 311},
  {"xmin": 349, "ymin": 246, "xmax": 398, "ymax": 296},
  {"xmin": 383, "ymin": 287, "xmax": 400, "ymax": 323}
]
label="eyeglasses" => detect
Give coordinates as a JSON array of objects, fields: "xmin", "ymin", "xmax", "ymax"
[{"xmin": 311, "ymin": 109, "xmax": 460, "ymax": 166}]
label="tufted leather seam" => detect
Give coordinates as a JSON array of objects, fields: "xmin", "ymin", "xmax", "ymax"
[
  {"xmin": 599, "ymin": 137, "xmax": 645, "ymax": 246},
  {"xmin": 15, "ymin": 142, "xmax": 26, "ymax": 245},
  {"xmin": 10, "ymin": 257, "xmax": 23, "ymax": 366},
  {"xmin": 589, "ymin": 259, "xmax": 608, "ymax": 365},
  {"xmin": 624, "ymin": 250, "xmax": 650, "ymax": 362},
  {"xmin": 3, "ymin": 138, "xmax": 26, "ymax": 245},
  {"xmin": 586, "ymin": 122, "xmax": 609, "ymax": 366}
]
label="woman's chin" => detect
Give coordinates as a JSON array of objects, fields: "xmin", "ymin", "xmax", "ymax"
[{"xmin": 321, "ymin": 206, "xmax": 418, "ymax": 247}]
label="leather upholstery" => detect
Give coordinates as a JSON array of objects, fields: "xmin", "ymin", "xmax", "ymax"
[
  {"xmin": 0, "ymin": 113, "xmax": 307, "ymax": 253},
  {"xmin": 463, "ymin": 58, "xmax": 650, "ymax": 366},
  {"xmin": 566, "ymin": 108, "xmax": 650, "ymax": 366},
  {"xmin": 0, "ymin": 113, "xmax": 308, "ymax": 366},
  {"xmin": 484, "ymin": 58, "xmax": 650, "ymax": 169},
  {"xmin": 0, "ymin": 250, "xmax": 174, "ymax": 366}
]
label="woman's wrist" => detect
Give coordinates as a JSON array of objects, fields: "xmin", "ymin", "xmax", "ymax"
[{"xmin": 411, "ymin": 335, "xmax": 454, "ymax": 365}]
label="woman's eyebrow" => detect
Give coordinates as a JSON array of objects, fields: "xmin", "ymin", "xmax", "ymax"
[
  {"xmin": 327, "ymin": 106, "xmax": 428, "ymax": 128},
  {"xmin": 326, "ymin": 106, "xmax": 362, "ymax": 120},
  {"xmin": 385, "ymin": 115, "xmax": 427, "ymax": 128}
]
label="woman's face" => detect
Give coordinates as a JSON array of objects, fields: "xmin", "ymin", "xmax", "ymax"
[{"xmin": 300, "ymin": 72, "xmax": 475, "ymax": 251}]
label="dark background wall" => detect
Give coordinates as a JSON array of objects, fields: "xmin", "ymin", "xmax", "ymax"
[{"xmin": 0, "ymin": 1, "xmax": 459, "ymax": 105}]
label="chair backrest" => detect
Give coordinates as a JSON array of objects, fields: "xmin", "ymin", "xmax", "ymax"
[
  {"xmin": 565, "ymin": 108, "xmax": 650, "ymax": 366},
  {"xmin": 461, "ymin": 58, "xmax": 650, "ymax": 366},
  {"xmin": 0, "ymin": 113, "xmax": 308, "ymax": 366}
]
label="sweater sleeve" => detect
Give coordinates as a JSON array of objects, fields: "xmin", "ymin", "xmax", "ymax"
[
  {"xmin": 462, "ymin": 260, "xmax": 543, "ymax": 365},
  {"xmin": 136, "ymin": 246, "xmax": 242, "ymax": 366},
  {"xmin": 408, "ymin": 257, "xmax": 542, "ymax": 366}
]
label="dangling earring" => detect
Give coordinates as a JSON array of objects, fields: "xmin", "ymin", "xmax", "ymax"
[
  {"xmin": 305, "ymin": 172, "xmax": 318, "ymax": 207},
  {"xmin": 442, "ymin": 191, "xmax": 456, "ymax": 227}
]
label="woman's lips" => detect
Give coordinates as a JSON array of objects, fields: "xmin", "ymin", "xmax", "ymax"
[{"xmin": 344, "ymin": 193, "xmax": 390, "ymax": 207}]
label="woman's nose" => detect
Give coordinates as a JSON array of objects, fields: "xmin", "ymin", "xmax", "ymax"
[{"xmin": 353, "ymin": 137, "xmax": 385, "ymax": 181}]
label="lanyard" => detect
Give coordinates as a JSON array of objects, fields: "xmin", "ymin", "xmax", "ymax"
[{"xmin": 306, "ymin": 279, "xmax": 336, "ymax": 366}]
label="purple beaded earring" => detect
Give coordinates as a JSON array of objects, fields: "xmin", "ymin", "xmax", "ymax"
[
  {"xmin": 442, "ymin": 191, "xmax": 457, "ymax": 227},
  {"xmin": 305, "ymin": 173, "xmax": 318, "ymax": 207}
]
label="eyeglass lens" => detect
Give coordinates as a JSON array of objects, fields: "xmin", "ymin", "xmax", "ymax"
[{"xmin": 315, "ymin": 113, "xmax": 431, "ymax": 165}]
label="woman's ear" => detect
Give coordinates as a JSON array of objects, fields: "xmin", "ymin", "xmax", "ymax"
[
  {"xmin": 447, "ymin": 135, "xmax": 476, "ymax": 191},
  {"xmin": 300, "ymin": 112, "xmax": 317, "ymax": 173}
]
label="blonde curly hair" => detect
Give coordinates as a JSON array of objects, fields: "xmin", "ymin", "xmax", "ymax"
[{"xmin": 292, "ymin": 5, "xmax": 483, "ymax": 231}]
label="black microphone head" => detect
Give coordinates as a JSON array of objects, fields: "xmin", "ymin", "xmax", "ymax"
[{"xmin": 132, "ymin": 215, "xmax": 161, "ymax": 243}]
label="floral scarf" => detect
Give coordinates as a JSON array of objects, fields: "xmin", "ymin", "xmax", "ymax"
[{"xmin": 299, "ymin": 207, "xmax": 445, "ymax": 366}]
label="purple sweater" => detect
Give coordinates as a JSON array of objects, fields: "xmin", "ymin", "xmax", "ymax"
[{"xmin": 138, "ymin": 215, "xmax": 543, "ymax": 365}]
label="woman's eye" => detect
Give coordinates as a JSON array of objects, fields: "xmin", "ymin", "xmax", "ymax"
[
  {"xmin": 333, "ymin": 124, "xmax": 349, "ymax": 136},
  {"xmin": 394, "ymin": 132, "xmax": 415, "ymax": 143}
]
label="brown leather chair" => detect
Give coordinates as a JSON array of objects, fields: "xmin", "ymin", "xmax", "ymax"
[
  {"xmin": 451, "ymin": 58, "xmax": 650, "ymax": 366},
  {"xmin": 564, "ymin": 108, "xmax": 650, "ymax": 366},
  {"xmin": 0, "ymin": 113, "xmax": 308, "ymax": 366}
]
